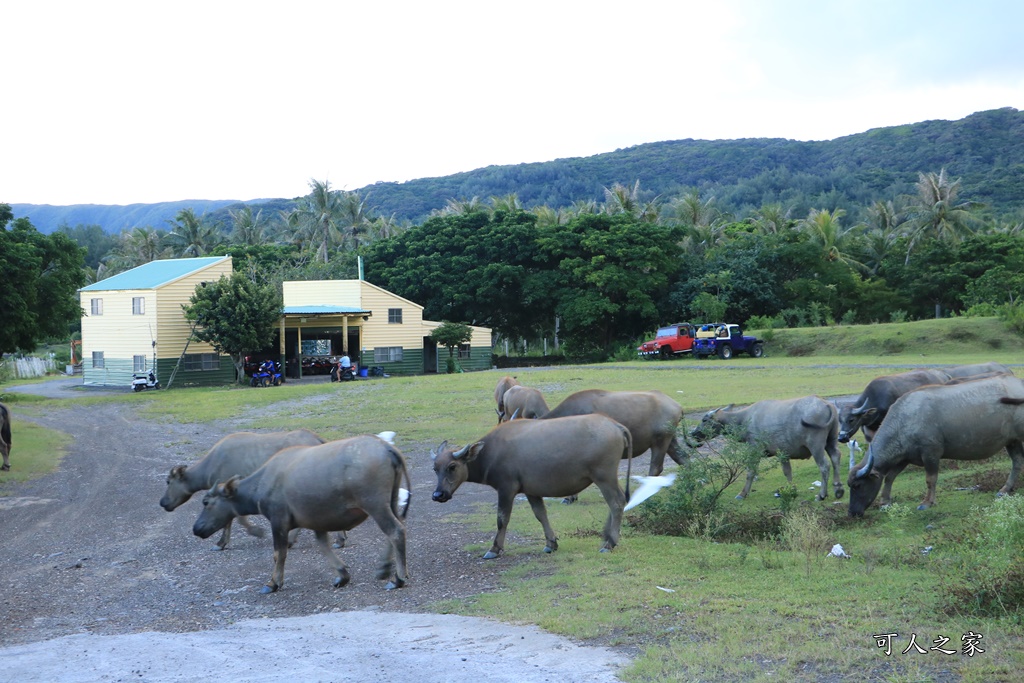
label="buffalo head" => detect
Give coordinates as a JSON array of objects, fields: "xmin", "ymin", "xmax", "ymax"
[
  {"xmin": 431, "ymin": 441, "xmax": 483, "ymax": 503},
  {"xmin": 688, "ymin": 407, "xmax": 727, "ymax": 444},
  {"xmin": 193, "ymin": 476, "xmax": 241, "ymax": 539},
  {"xmin": 160, "ymin": 465, "xmax": 192, "ymax": 511},
  {"xmin": 846, "ymin": 446, "xmax": 882, "ymax": 517},
  {"xmin": 837, "ymin": 400, "xmax": 879, "ymax": 443}
]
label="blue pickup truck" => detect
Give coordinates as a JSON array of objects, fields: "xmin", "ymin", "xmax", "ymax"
[{"xmin": 692, "ymin": 323, "xmax": 764, "ymax": 359}]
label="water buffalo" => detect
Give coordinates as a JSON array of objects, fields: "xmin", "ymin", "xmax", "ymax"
[
  {"xmin": 848, "ymin": 375, "xmax": 1024, "ymax": 516},
  {"xmin": 194, "ymin": 433, "xmax": 411, "ymax": 593},
  {"xmin": 942, "ymin": 362, "xmax": 1013, "ymax": 379},
  {"xmin": 501, "ymin": 385, "xmax": 550, "ymax": 422},
  {"xmin": 689, "ymin": 396, "xmax": 844, "ymax": 501},
  {"xmin": 494, "ymin": 375, "xmax": 521, "ymax": 422},
  {"xmin": 161, "ymin": 429, "xmax": 326, "ymax": 549},
  {"xmin": 540, "ymin": 389, "xmax": 685, "ymax": 476},
  {"xmin": 431, "ymin": 414, "xmax": 632, "ymax": 558},
  {"xmin": 0, "ymin": 402, "xmax": 11, "ymax": 471},
  {"xmin": 837, "ymin": 369, "xmax": 953, "ymax": 444}
]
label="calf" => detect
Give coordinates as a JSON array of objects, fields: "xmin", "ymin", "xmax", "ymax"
[
  {"xmin": 494, "ymin": 375, "xmax": 520, "ymax": 422},
  {"xmin": 194, "ymin": 434, "xmax": 410, "ymax": 593},
  {"xmin": 0, "ymin": 402, "xmax": 11, "ymax": 471},
  {"xmin": 501, "ymin": 385, "xmax": 550, "ymax": 421}
]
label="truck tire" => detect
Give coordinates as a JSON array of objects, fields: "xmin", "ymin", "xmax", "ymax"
[
  {"xmin": 750, "ymin": 343, "xmax": 764, "ymax": 358},
  {"xmin": 660, "ymin": 346, "xmax": 672, "ymax": 359},
  {"xmin": 719, "ymin": 344, "xmax": 733, "ymax": 360}
]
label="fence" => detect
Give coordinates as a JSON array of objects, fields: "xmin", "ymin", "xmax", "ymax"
[{"xmin": 1, "ymin": 356, "xmax": 59, "ymax": 379}]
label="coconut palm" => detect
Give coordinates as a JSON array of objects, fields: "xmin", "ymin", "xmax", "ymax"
[
  {"xmin": 165, "ymin": 209, "xmax": 221, "ymax": 257},
  {"xmin": 602, "ymin": 180, "xmax": 660, "ymax": 222},
  {"xmin": 490, "ymin": 193, "xmax": 523, "ymax": 213},
  {"xmin": 103, "ymin": 226, "xmax": 170, "ymax": 273},
  {"xmin": 798, "ymin": 208, "xmax": 865, "ymax": 270},
  {"xmin": 229, "ymin": 206, "xmax": 269, "ymax": 246},
  {"xmin": 532, "ymin": 205, "xmax": 572, "ymax": 229},
  {"xmin": 904, "ymin": 169, "xmax": 980, "ymax": 261},
  {"xmin": 437, "ymin": 197, "xmax": 486, "ymax": 216},
  {"xmin": 288, "ymin": 179, "xmax": 349, "ymax": 263},
  {"xmin": 749, "ymin": 202, "xmax": 792, "ymax": 234}
]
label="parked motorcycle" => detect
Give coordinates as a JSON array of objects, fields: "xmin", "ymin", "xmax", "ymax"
[
  {"xmin": 251, "ymin": 360, "xmax": 282, "ymax": 387},
  {"xmin": 131, "ymin": 370, "xmax": 160, "ymax": 392}
]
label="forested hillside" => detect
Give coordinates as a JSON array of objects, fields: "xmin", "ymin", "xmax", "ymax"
[{"xmin": 11, "ymin": 107, "xmax": 1024, "ymax": 233}]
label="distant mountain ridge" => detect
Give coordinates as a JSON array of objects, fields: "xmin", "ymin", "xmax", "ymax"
[{"xmin": 11, "ymin": 107, "xmax": 1024, "ymax": 234}]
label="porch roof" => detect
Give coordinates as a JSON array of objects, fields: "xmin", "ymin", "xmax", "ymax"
[{"xmin": 282, "ymin": 305, "xmax": 371, "ymax": 317}]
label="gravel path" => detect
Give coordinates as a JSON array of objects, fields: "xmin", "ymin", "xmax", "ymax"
[{"xmin": 0, "ymin": 378, "xmax": 628, "ymax": 682}]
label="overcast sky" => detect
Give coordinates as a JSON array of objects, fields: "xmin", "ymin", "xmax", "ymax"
[{"xmin": 3, "ymin": 0, "xmax": 1023, "ymax": 207}]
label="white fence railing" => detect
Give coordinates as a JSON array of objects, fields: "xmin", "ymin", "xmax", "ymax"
[{"xmin": 2, "ymin": 356, "xmax": 59, "ymax": 379}]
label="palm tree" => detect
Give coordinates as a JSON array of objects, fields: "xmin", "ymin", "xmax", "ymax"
[
  {"xmin": 368, "ymin": 214, "xmax": 406, "ymax": 241},
  {"xmin": 437, "ymin": 197, "xmax": 486, "ymax": 216},
  {"xmin": 229, "ymin": 206, "xmax": 269, "ymax": 246},
  {"xmin": 749, "ymin": 202, "xmax": 792, "ymax": 234},
  {"xmin": 904, "ymin": 169, "xmax": 980, "ymax": 262},
  {"xmin": 490, "ymin": 193, "xmax": 523, "ymax": 213},
  {"xmin": 532, "ymin": 205, "xmax": 572, "ymax": 229},
  {"xmin": 602, "ymin": 180, "xmax": 659, "ymax": 221},
  {"xmin": 165, "ymin": 209, "xmax": 220, "ymax": 257},
  {"xmin": 860, "ymin": 200, "xmax": 906, "ymax": 274},
  {"xmin": 288, "ymin": 179, "xmax": 348, "ymax": 263},
  {"xmin": 103, "ymin": 226, "xmax": 169, "ymax": 273},
  {"xmin": 798, "ymin": 208, "xmax": 865, "ymax": 270},
  {"xmin": 669, "ymin": 189, "xmax": 727, "ymax": 254}
]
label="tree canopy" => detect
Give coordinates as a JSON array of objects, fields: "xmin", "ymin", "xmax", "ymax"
[{"xmin": 0, "ymin": 205, "xmax": 86, "ymax": 356}]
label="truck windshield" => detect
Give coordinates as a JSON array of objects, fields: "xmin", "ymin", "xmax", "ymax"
[{"xmin": 656, "ymin": 327, "xmax": 676, "ymax": 338}]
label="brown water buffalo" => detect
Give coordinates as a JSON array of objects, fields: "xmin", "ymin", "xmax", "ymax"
[
  {"xmin": 193, "ymin": 434, "xmax": 411, "ymax": 593},
  {"xmin": 501, "ymin": 385, "xmax": 550, "ymax": 422},
  {"xmin": 837, "ymin": 369, "xmax": 953, "ymax": 444},
  {"xmin": 431, "ymin": 414, "xmax": 632, "ymax": 558},
  {"xmin": 0, "ymin": 401, "xmax": 11, "ymax": 471},
  {"xmin": 689, "ymin": 396, "xmax": 844, "ymax": 501},
  {"xmin": 848, "ymin": 375, "xmax": 1024, "ymax": 516},
  {"xmin": 540, "ymin": 389, "xmax": 685, "ymax": 476},
  {"xmin": 161, "ymin": 429, "xmax": 326, "ymax": 549},
  {"xmin": 494, "ymin": 375, "xmax": 520, "ymax": 422}
]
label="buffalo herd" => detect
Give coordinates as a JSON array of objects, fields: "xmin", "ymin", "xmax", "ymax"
[{"xmin": 148, "ymin": 362, "xmax": 1021, "ymax": 594}]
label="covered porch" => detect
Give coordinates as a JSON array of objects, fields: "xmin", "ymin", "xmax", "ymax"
[{"xmin": 278, "ymin": 305, "xmax": 372, "ymax": 380}]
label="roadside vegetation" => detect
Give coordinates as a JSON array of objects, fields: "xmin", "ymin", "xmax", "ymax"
[{"xmin": 2, "ymin": 319, "xmax": 1023, "ymax": 682}]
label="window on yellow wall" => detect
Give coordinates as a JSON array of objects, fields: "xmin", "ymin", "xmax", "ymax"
[
  {"xmin": 132, "ymin": 297, "xmax": 145, "ymax": 315},
  {"xmin": 388, "ymin": 308, "xmax": 403, "ymax": 324},
  {"xmin": 90, "ymin": 298, "xmax": 103, "ymax": 315}
]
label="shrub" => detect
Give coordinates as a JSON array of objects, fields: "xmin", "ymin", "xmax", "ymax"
[
  {"xmin": 889, "ymin": 309, "xmax": 908, "ymax": 323},
  {"xmin": 840, "ymin": 309, "xmax": 858, "ymax": 326},
  {"xmin": 781, "ymin": 506, "xmax": 834, "ymax": 578}
]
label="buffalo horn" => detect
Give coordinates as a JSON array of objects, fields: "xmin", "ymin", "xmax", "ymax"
[
  {"xmin": 853, "ymin": 445, "xmax": 874, "ymax": 479},
  {"xmin": 849, "ymin": 397, "xmax": 868, "ymax": 416},
  {"xmin": 452, "ymin": 444, "xmax": 472, "ymax": 459},
  {"xmin": 510, "ymin": 407, "xmax": 521, "ymax": 421}
]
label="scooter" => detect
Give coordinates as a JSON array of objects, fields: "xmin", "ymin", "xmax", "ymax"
[{"xmin": 131, "ymin": 370, "xmax": 160, "ymax": 392}]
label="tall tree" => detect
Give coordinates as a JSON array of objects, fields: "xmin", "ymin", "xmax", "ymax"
[
  {"xmin": 182, "ymin": 272, "xmax": 282, "ymax": 383},
  {"xmin": 0, "ymin": 205, "xmax": 86, "ymax": 355},
  {"xmin": 798, "ymin": 208, "xmax": 865, "ymax": 270},
  {"xmin": 288, "ymin": 179, "xmax": 355, "ymax": 263},
  {"xmin": 229, "ymin": 206, "xmax": 269, "ymax": 246},
  {"xmin": 166, "ymin": 209, "xmax": 221, "ymax": 257},
  {"xmin": 904, "ymin": 169, "xmax": 980, "ymax": 261},
  {"xmin": 104, "ymin": 226, "xmax": 168, "ymax": 274}
]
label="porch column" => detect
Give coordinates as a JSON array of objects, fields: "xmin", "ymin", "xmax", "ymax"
[
  {"xmin": 297, "ymin": 323, "xmax": 303, "ymax": 379},
  {"xmin": 278, "ymin": 315, "xmax": 286, "ymax": 383},
  {"xmin": 342, "ymin": 316, "xmax": 349, "ymax": 354}
]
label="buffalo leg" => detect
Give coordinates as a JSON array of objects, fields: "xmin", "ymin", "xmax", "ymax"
[
  {"xmin": 826, "ymin": 433, "xmax": 845, "ymax": 500},
  {"xmin": 593, "ymin": 479, "xmax": 626, "ymax": 552},
  {"xmin": 919, "ymin": 465, "xmax": 941, "ymax": 510},
  {"xmin": 1000, "ymin": 442, "xmax": 1024, "ymax": 496},
  {"xmin": 238, "ymin": 515, "xmax": 265, "ymax": 539},
  {"xmin": 368, "ymin": 506, "xmax": 408, "ymax": 589},
  {"xmin": 332, "ymin": 531, "xmax": 348, "ymax": 549},
  {"xmin": 214, "ymin": 518, "xmax": 234, "ymax": 550},
  {"xmin": 263, "ymin": 526, "xmax": 291, "ymax": 594},
  {"xmin": 650, "ymin": 435, "xmax": 689, "ymax": 476},
  {"xmin": 311, "ymin": 530, "xmax": 351, "ymax": 588},
  {"xmin": 0, "ymin": 438, "xmax": 9, "ymax": 471},
  {"xmin": 879, "ymin": 463, "xmax": 908, "ymax": 506},
  {"xmin": 526, "ymin": 495, "xmax": 558, "ymax": 553},
  {"xmin": 737, "ymin": 468, "xmax": 757, "ymax": 499},
  {"xmin": 485, "ymin": 489, "xmax": 516, "ymax": 559}
]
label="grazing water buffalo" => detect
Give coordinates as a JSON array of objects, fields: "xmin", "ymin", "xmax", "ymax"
[
  {"xmin": 690, "ymin": 396, "xmax": 844, "ymax": 501},
  {"xmin": 0, "ymin": 402, "xmax": 11, "ymax": 471},
  {"xmin": 541, "ymin": 389, "xmax": 685, "ymax": 476},
  {"xmin": 193, "ymin": 433, "xmax": 411, "ymax": 593},
  {"xmin": 494, "ymin": 375, "xmax": 521, "ymax": 422},
  {"xmin": 501, "ymin": 385, "xmax": 550, "ymax": 422},
  {"xmin": 161, "ymin": 429, "xmax": 326, "ymax": 549},
  {"xmin": 942, "ymin": 362, "xmax": 1013, "ymax": 379},
  {"xmin": 837, "ymin": 369, "xmax": 953, "ymax": 444},
  {"xmin": 848, "ymin": 375, "xmax": 1024, "ymax": 516},
  {"xmin": 431, "ymin": 414, "xmax": 632, "ymax": 558}
]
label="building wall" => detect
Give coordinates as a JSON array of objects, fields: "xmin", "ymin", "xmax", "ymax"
[
  {"xmin": 155, "ymin": 258, "xmax": 232, "ymax": 362},
  {"xmin": 284, "ymin": 280, "xmax": 361, "ymax": 307},
  {"xmin": 157, "ymin": 356, "xmax": 236, "ymax": 388}
]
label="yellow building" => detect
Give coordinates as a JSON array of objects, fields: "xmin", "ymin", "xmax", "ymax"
[
  {"xmin": 281, "ymin": 279, "xmax": 492, "ymax": 376},
  {"xmin": 79, "ymin": 256, "xmax": 235, "ymax": 387}
]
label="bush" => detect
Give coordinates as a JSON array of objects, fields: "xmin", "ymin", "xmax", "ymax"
[
  {"xmin": 941, "ymin": 495, "xmax": 1024, "ymax": 615},
  {"xmin": 889, "ymin": 309, "xmax": 908, "ymax": 323},
  {"xmin": 781, "ymin": 506, "xmax": 834, "ymax": 578}
]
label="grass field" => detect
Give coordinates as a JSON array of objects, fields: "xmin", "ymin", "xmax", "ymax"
[{"xmin": 2, "ymin": 316, "xmax": 1023, "ymax": 682}]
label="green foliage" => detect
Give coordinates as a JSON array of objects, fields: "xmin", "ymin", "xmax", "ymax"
[
  {"xmin": 780, "ymin": 506, "xmax": 833, "ymax": 578},
  {"xmin": 0, "ymin": 207, "xmax": 86, "ymax": 356},
  {"xmin": 942, "ymin": 495, "xmax": 1024, "ymax": 616},
  {"xmin": 182, "ymin": 272, "xmax": 282, "ymax": 383},
  {"xmin": 429, "ymin": 321, "xmax": 473, "ymax": 373}
]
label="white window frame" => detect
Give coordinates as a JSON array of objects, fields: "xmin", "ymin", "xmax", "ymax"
[
  {"xmin": 388, "ymin": 308, "xmax": 403, "ymax": 324},
  {"xmin": 132, "ymin": 297, "xmax": 145, "ymax": 315},
  {"xmin": 90, "ymin": 298, "xmax": 103, "ymax": 316},
  {"xmin": 91, "ymin": 351, "xmax": 105, "ymax": 368},
  {"xmin": 133, "ymin": 355, "xmax": 147, "ymax": 372},
  {"xmin": 183, "ymin": 353, "xmax": 220, "ymax": 371},
  {"xmin": 458, "ymin": 343, "xmax": 471, "ymax": 360}
]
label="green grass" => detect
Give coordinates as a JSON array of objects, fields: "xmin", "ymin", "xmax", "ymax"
[{"xmin": 3, "ymin": 317, "xmax": 1024, "ymax": 681}]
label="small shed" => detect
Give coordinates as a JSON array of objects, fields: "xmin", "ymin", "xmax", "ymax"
[{"xmin": 79, "ymin": 256, "xmax": 235, "ymax": 387}]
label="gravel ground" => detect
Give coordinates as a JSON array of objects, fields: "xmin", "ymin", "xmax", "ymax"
[{"xmin": 0, "ymin": 378, "xmax": 629, "ymax": 682}]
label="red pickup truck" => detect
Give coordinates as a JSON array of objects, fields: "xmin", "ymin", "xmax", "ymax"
[{"xmin": 637, "ymin": 323, "xmax": 697, "ymax": 358}]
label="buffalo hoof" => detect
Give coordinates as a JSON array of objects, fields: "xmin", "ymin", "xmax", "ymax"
[
  {"xmin": 561, "ymin": 497, "xmax": 577, "ymax": 505},
  {"xmin": 0, "ymin": 464, "xmax": 9, "ymax": 471},
  {"xmin": 482, "ymin": 550, "xmax": 501, "ymax": 560},
  {"xmin": 212, "ymin": 545, "xmax": 226, "ymax": 552},
  {"xmin": 599, "ymin": 547, "xmax": 611, "ymax": 553},
  {"xmin": 333, "ymin": 570, "xmax": 351, "ymax": 588},
  {"xmin": 544, "ymin": 546, "xmax": 553, "ymax": 554},
  {"xmin": 917, "ymin": 503, "xmax": 930, "ymax": 511},
  {"xmin": 260, "ymin": 584, "xmax": 278, "ymax": 594},
  {"xmin": 834, "ymin": 489, "xmax": 845, "ymax": 500},
  {"xmin": 384, "ymin": 579, "xmax": 405, "ymax": 591},
  {"xmin": 735, "ymin": 494, "xmax": 745, "ymax": 500}
]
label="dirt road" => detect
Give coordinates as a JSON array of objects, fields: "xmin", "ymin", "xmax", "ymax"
[{"xmin": 0, "ymin": 379, "xmax": 627, "ymax": 682}]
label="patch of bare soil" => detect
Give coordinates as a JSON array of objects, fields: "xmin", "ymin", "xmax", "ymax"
[{"xmin": 0, "ymin": 382, "xmax": 634, "ymax": 679}]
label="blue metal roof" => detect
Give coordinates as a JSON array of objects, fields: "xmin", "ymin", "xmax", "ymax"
[
  {"xmin": 81, "ymin": 256, "xmax": 230, "ymax": 292},
  {"xmin": 283, "ymin": 305, "xmax": 371, "ymax": 315}
]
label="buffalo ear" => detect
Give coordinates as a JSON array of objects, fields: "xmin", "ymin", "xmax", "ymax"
[
  {"xmin": 170, "ymin": 465, "xmax": 187, "ymax": 479},
  {"xmin": 223, "ymin": 476, "xmax": 242, "ymax": 497},
  {"xmin": 454, "ymin": 442, "xmax": 485, "ymax": 463}
]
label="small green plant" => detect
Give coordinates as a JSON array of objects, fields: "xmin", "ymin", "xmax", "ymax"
[
  {"xmin": 889, "ymin": 309, "xmax": 908, "ymax": 323},
  {"xmin": 776, "ymin": 483, "xmax": 800, "ymax": 513},
  {"xmin": 840, "ymin": 309, "xmax": 858, "ymax": 326}
]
